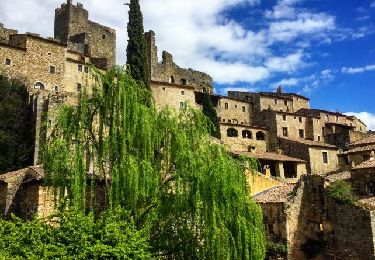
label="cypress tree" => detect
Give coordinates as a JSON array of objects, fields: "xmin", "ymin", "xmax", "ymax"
[
  {"xmin": 202, "ymin": 92, "xmax": 221, "ymax": 139},
  {"xmin": 126, "ymin": 0, "xmax": 150, "ymax": 90}
]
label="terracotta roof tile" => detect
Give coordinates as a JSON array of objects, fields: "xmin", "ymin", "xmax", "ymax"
[
  {"xmin": 353, "ymin": 159, "xmax": 375, "ymax": 170},
  {"xmin": 235, "ymin": 151, "xmax": 306, "ymax": 163},
  {"xmin": 253, "ymin": 184, "xmax": 295, "ymax": 203},
  {"xmin": 351, "ymin": 135, "xmax": 375, "ymax": 146},
  {"xmin": 348, "ymin": 144, "xmax": 375, "ymax": 154},
  {"xmin": 324, "ymin": 171, "xmax": 351, "ymax": 182}
]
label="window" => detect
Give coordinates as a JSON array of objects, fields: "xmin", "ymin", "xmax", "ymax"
[
  {"xmin": 170, "ymin": 76, "xmax": 175, "ymax": 84},
  {"xmin": 179, "ymin": 101, "xmax": 186, "ymax": 110},
  {"xmin": 256, "ymin": 131, "xmax": 266, "ymax": 140},
  {"xmin": 102, "ymin": 34, "xmax": 106, "ymax": 39},
  {"xmin": 283, "ymin": 115, "xmax": 287, "ymax": 121},
  {"xmin": 84, "ymin": 66, "xmax": 89, "ymax": 73},
  {"xmin": 322, "ymin": 127, "xmax": 325, "ymax": 136},
  {"xmin": 34, "ymin": 82, "xmax": 45, "ymax": 90},
  {"xmin": 299, "ymin": 117, "xmax": 303, "ymax": 123},
  {"xmin": 54, "ymin": 86, "xmax": 59, "ymax": 92},
  {"xmin": 282, "ymin": 127, "xmax": 288, "ymax": 137},
  {"xmin": 242, "ymin": 106, "xmax": 246, "ymax": 112},
  {"xmin": 367, "ymin": 182, "xmax": 375, "ymax": 195},
  {"xmin": 284, "ymin": 100, "xmax": 288, "ymax": 106},
  {"xmin": 222, "ymin": 119, "xmax": 226, "ymax": 122},
  {"xmin": 274, "ymin": 99, "xmax": 278, "ymax": 104},
  {"xmin": 78, "ymin": 64, "xmax": 82, "ymax": 72},
  {"xmin": 49, "ymin": 65, "xmax": 56, "ymax": 74},
  {"xmin": 5, "ymin": 58, "xmax": 11, "ymax": 65},
  {"xmin": 322, "ymin": 152, "xmax": 328, "ymax": 164},
  {"xmin": 181, "ymin": 91, "xmax": 185, "ymax": 95},
  {"xmin": 235, "ymin": 104, "xmax": 238, "ymax": 108},
  {"xmin": 363, "ymin": 154, "xmax": 370, "ymax": 161},
  {"xmin": 299, "ymin": 129, "xmax": 304, "ymax": 138},
  {"xmin": 77, "ymin": 83, "xmax": 82, "ymax": 91},
  {"xmin": 227, "ymin": 128, "xmax": 238, "ymax": 137},
  {"xmin": 242, "ymin": 130, "xmax": 252, "ymax": 139},
  {"xmin": 180, "ymin": 79, "xmax": 186, "ymax": 85},
  {"xmin": 317, "ymin": 136, "xmax": 321, "ymax": 142},
  {"xmin": 225, "ymin": 102, "xmax": 229, "ymax": 110}
]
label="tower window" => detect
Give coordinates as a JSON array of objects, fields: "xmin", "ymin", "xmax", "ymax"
[{"xmin": 49, "ymin": 65, "xmax": 56, "ymax": 74}]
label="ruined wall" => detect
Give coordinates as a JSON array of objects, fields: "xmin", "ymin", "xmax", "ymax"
[
  {"xmin": 0, "ymin": 23, "xmax": 17, "ymax": 44},
  {"xmin": 216, "ymin": 97, "xmax": 253, "ymax": 125},
  {"xmin": 150, "ymin": 81, "xmax": 198, "ymax": 112},
  {"xmin": 220, "ymin": 124, "xmax": 269, "ymax": 152},
  {"xmin": 260, "ymin": 203, "xmax": 288, "ymax": 243},
  {"xmin": 144, "ymin": 31, "xmax": 213, "ymax": 93},
  {"xmin": 54, "ymin": 1, "xmax": 116, "ymax": 67}
]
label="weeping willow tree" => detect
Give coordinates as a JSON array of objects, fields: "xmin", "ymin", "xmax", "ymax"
[{"xmin": 43, "ymin": 66, "xmax": 265, "ymax": 259}]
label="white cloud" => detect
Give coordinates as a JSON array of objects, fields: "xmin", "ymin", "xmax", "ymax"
[
  {"xmin": 272, "ymin": 78, "xmax": 300, "ymax": 88},
  {"xmin": 342, "ymin": 65, "xmax": 375, "ymax": 74},
  {"xmin": 0, "ymin": 0, "xmax": 337, "ymax": 85},
  {"xmin": 345, "ymin": 112, "xmax": 375, "ymax": 130}
]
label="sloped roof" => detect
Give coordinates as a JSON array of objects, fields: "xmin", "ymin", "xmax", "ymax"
[
  {"xmin": 350, "ymin": 135, "xmax": 375, "ymax": 146},
  {"xmin": 347, "ymin": 144, "xmax": 375, "ymax": 154},
  {"xmin": 324, "ymin": 171, "xmax": 351, "ymax": 182},
  {"xmin": 279, "ymin": 137, "xmax": 338, "ymax": 149},
  {"xmin": 235, "ymin": 151, "xmax": 306, "ymax": 163},
  {"xmin": 0, "ymin": 166, "xmax": 44, "ymax": 184},
  {"xmin": 253, "ymin": 184, "xmax": 295, "ymax": 203},
  {"xmin": 353, "ymin": 159, "xmax": 375, "ymax": 170}
]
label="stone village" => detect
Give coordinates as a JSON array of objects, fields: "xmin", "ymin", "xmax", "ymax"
[{"xmin": 0, "ymin": 1, "xmax": 375, "ymax": 259}]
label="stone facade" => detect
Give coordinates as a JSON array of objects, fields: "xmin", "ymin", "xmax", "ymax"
[
  {"xmin": 54, "ymin": 0, "xmax": 116, "ymax": 68},
  {"xmin": 144, "ymin": 31, "xmax": 213, "ymax": 93}
]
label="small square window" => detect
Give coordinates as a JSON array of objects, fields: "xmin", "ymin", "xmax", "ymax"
[
  {"xmin": 84, "ymin": 66, "xmax": 89, "ymax": 73},
  {"xmin": 162, "ymin": 87, "xmax": 166, "ymax": 91},
  {"xmin": 48, "ymin": 52, "xmax": 52, "ymax": 56},
  {"xmin": 78, "ymin": 64, "xmax": 83, "ymax": 72},
  {"xmin": 102, "ymin": 34, "xmax": 106, "ymax": 39},
  {"xmin": 235, "ymin": 104, "xmax": 238, "ymax": 108},
  {"xmin": 5, "ymin": 58, "xmax": 11, "ymax": 65},
  {"xmin": 242, "ymin": 106, "xmax": 246, "ymax": 112},
  {"xmin": 54, "ymin": 86, "xmax": 59, "ymax": 92},
  {"xmin": 181, "ymin": 91, "xmax": 185, "ymax": 95},
  {"xmin": 77, "ymin": 83, "xmax": 82, "ymax": 91},
  {"xmin": 283, "ymin": 115, "xmax": 287, "ymax": 121},
  {"xmin": 50, "ymin": 66, "xmax": 56, "ymax": 74}
]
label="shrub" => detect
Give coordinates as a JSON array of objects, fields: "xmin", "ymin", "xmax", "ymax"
[{"xmin": 327, "ymin": 180, "xmax": 357, "ymax": 205}]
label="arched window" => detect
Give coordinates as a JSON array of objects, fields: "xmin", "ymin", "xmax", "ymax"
[
  {"xmin": 34, "ymin": 82, "xmax": 45, "ymax": 90},
  {"xmin": 256, "ymin": 131, "xmax": 266, "ymax": 140},
  {"xmin": 227, "ymin": 128, "xmax": 238, "ymax": 137},
  {"xmin": 367, "ymin": 182, "xmax": 375, "ymax": 195},
  {"xmin": 242, "ymin": 130, "xmax": 252, "ymax": 139},
  {"xmin": 169, "ymin": 76, "xmax": 175, "ymax": 84}
]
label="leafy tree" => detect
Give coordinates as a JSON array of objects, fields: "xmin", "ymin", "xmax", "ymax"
[
  {"xmin": 0, "ymin": 75, "xmax": 34, "ymax": 174},
  {"xmin": 202, "ymin": 92, "xmax": 221, "ymax": 139},
  {"xmin": 0, "ymin": 209, "xmax": 152, "ymax": 259},
  {"xmin": 126, "ymin": 0, "xmax": 150, "ymax": 91},
  {"xmin": 327, "ymin": 180, "xmax": 357, "ymax": 205},
  {"xmin": 43, "ymin": 67, "xmax": 265, "ymax": 259}
]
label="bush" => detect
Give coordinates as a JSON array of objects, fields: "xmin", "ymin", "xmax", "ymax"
[
  {"xmin": 0, "ymin": 209, "xmax": 152, "ymax": 259},
  {"xmin": 266, "ymin": 241, "xmax": 287, "ymax": 257},
  {"xmin": 327, "ymin": 180, "xmax": 357, "ymax": 205}
]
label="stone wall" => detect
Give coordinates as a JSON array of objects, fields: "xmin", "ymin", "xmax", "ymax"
[
  {"xmin": 145, "ymin": 31, "xmax": 213, "ymax": 93},
  {"xmin": 54, "ymin": 1, "xmax": 116, "ymax": 67},
  {"xmin": 260, "ymin": 202, "xmax": 288, "ymax": 243},
  {"xmin": 220, "ymin": 124, "xmax": 269, "ymax": 152},
  {"xmin": 309, "ymin": 147, "xmax": 339, "ymax": 175},
  {"xmin": 246, "ymin": 170, "xmax": 284, "ymax": 195},
  {"xmin": 216, "ymin": 97, "xmax": 253, "ymax": 125},
  {"xmin": 0, "ymin": 23, "xmax": 17, "ymax": 44}
]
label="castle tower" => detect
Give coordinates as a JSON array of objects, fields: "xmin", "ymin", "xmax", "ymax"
[{"xmin": 54, "ymin": 0, "xmax": 116, "ymax": 68}]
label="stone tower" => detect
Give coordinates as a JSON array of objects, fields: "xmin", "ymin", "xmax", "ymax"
[{"xmin": 54, "ymin": 0, "xmax": 116, "ymax": 68}]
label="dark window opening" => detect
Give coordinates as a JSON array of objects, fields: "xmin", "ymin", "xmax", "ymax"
[
  {"xmin": 5, "ymin": 58, "xmax": 11, "ymax": 65},
  {"xmin": 242, "ymin": 106, "xmax": 246, "ymax": 112},
  {"xmin": 282, "ymin": 127, "xmax": 288, "ymax": 137},
  {"xmin": 367, "ymin": 182, "xmax": 375, "ymax": 195},
  {"xmin": 242, "ymin": 130, "xmax": 252, "ymax": 139},
  {"xmin": 225, "ymin": 102, "xmax": 229, "ymax": 110},
  {"xmin": 170, "ymin": 76, "xmax": 175, "ymax": 84},
  {"xmin": 284, "ymin": 100, "xmax": 288, "ymax": 106},
  {"xmin": 181, "ymin": 91, "xmax": 185, "ymax": 95},
  {"xmin": 299, "ymin": 117, "xmax": 303, "ymax": 123},
  {"xmin": 84, "ymin": 66, "xmax": 89, "ymax": 73},
  {"xmin": 322, "ymin": 152, "xmax": 328, "ymax": 164},
  {"xmin": 299, "ymin": 129, "xmax": 304, "ymax": 138},
  {"xmin": 284, "ymin": 162, "xmax": 297, "ymax": 178},
  {"xmin": 54, "ymin": 86, "xmax": 59, "ymax": 92},
  {"xmin": 78, "ymin": 64, "xmax": 82, "ymax": 72},
  {"xmin": 77, "ymin": 83, "xmax": 82, "ymax": 91},
  {"xmin": 102, "ymin": 34, "xmax": 106, "ymax": 39},
  {"xmin": 283, "ymin": 115, "xmax": 287, "ymax": 121},
  {"xmin": 50, "ymin": 65, "xmax": 56, "ymax": 74},
  {"xmin": 256, "ymin": 131, "xmax": 266, "ymax": 140},
  {"xmin": 227, "ymin": 128, "xmax": 238, "ymax": 137},
  {"xmin": 180, "ymin": 79, "xmax": 186, "ymax": 85}
]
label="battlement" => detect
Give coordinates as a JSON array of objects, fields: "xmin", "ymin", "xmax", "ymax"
[
  {"xmin": 54, "ymin": 0, "xmax": 116, "ymax": 68},
  {"xmin": 144, "ymin": 30, "xmax": 213, "ymax": 93}
]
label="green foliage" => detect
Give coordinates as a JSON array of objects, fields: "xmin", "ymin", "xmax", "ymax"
[
  {"xmin": 327, "ymin": 180, "xmax": 357, "ymax": 205},
  {"xmin": 266, "ymin": 241, "xmax": 287, "ymax": 257},
  {"xmin": 43, "ymin": 67, "xmax": 266, "ymax": 259},
  {"xmin": 202, "ymin": 92, "xmax": 221, "ymax": 139},
  {"xmin": 0, "ymin": 75, "xmax": 34, "ymax": 174},
  {"xmin": 0, "ymin": 209, "xmax": 152, "ymax": 259},
  {"xmin": 126, "ymin": 0, "xmax": 150, "ymax": 96}
]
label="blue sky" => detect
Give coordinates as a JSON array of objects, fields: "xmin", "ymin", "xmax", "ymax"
[{"xmin": 0, "ymin": 0, "xmax": 374, "ymax": 128}]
